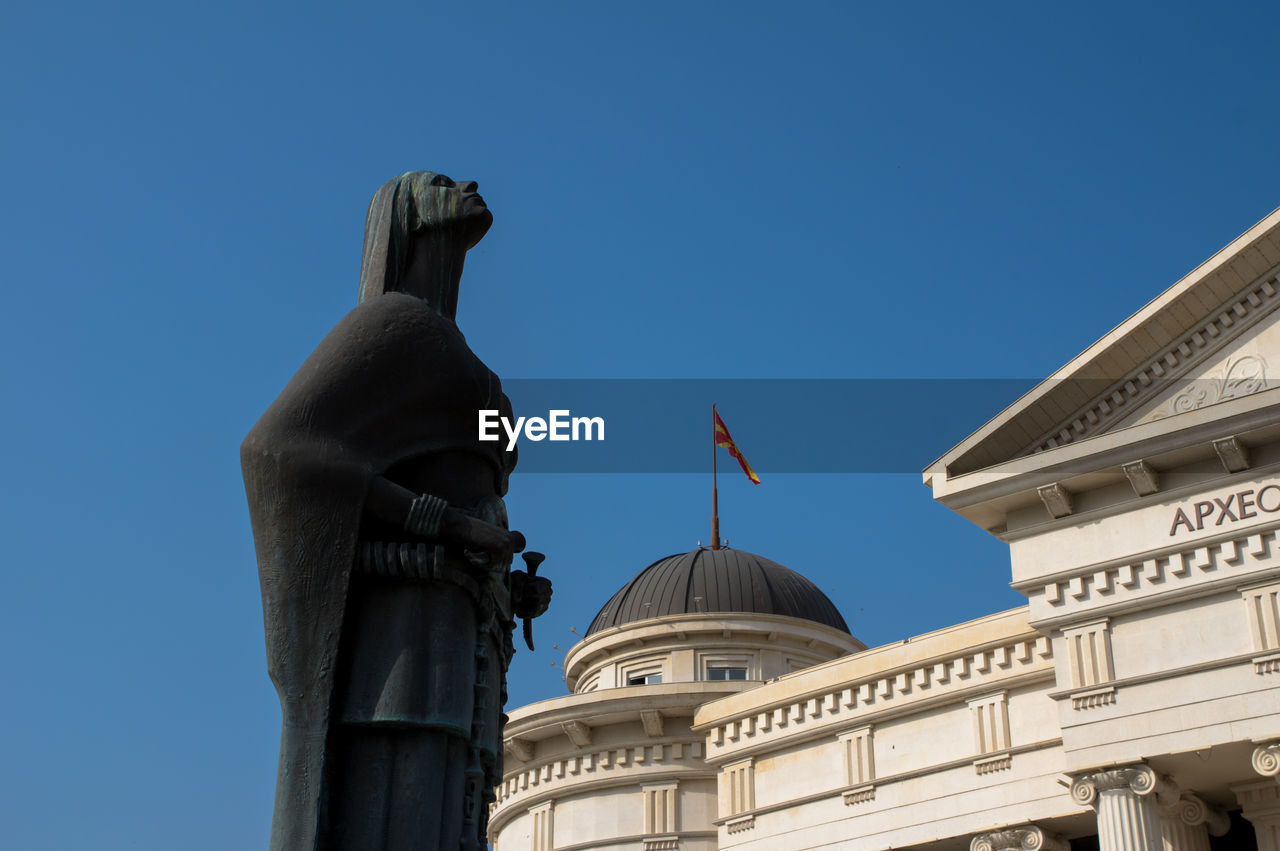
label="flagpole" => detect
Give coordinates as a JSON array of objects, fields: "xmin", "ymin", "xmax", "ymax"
[{"xmin": 711, "ymin": 403, "xmax": 720, "ymax": 550}]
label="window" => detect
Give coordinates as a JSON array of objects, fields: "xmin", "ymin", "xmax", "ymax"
[
  {"xmin": 706, "ymin": 666, "xmax": 748, "ymax": 681},
  {"xmin": 698, "ymin": 652, "xmax": 754, "ymax": 681},
  {"xmin": 618, "ymin": 656, "xmax": 667, "ymax": 687}
]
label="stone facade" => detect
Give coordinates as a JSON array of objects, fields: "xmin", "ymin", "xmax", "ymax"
[{"xmin": 491, "ymin": 207, "xmax": 1280, "ymax": 849}]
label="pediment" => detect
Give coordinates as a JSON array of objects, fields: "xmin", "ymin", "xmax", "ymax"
[
  {"xmin": 1109, "ymin": 308, "xmax": 1280, "ymax": 429},
  {"xmin": 929, "ymin": 206, "xmax": 1280, "ymax": 479}
]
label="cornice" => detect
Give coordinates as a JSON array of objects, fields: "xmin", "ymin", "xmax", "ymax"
[
  {"xmin": 1025, "ymin": 272, "xmax": 1280, "ymax": 455},
  {"xmin": 932, "ymin": 393, "xmax": 1280, "ymax": 538},
  {"xmin": 504, "ymin": 682, "xmax": 746, "ymax": 742},
  {"xmin": 489, "ymin": 740, "xmax": 709, "ymax": 832},
  {"xmin": 698, "ymin": 635, "xmax": 1054, "ymax": 764},
  {"xmin": 1020, "ymin": 522, "xmax": 1280, "ymax": 630},
  {"xmin": 937, "ymin": 388, "xmax": 1280, "ymax": 513},
  {"xmin": 1014, "ymin": 513, "xmax": 1280, "ymax": 591},
  {"xmin": 929, "ymin": 208, "xmax": 1280, "ymax": 480},
  {"xmin": 1000, "ymin": 451, "xmax": 1280, "ymax": 544},
  {"xmin": 694, "ymin": 608, "xmax": 1038, "ymax": 724}
]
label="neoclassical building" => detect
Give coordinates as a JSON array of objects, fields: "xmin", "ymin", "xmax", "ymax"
[{"xmin": 490, "ymin": 206, "xmax": 1280, "ymax": 850}]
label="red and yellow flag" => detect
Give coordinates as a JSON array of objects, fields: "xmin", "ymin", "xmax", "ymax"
[{"xmin": 714, "ymin": 409, "xmax": 761, "ymax": 485}]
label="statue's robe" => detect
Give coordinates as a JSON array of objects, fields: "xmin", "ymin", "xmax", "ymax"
[{"xmin": 241, "ymin": 292, "xmax": 514, "ymax": 851}]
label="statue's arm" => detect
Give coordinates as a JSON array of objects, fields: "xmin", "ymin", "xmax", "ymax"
[
  {"xmin": 363, "ymin": 475, "xmax": 417, "ymax": 527},
  {"xmin": 365, "ymin": 476, "xmax": 525, "ymax": 556}
]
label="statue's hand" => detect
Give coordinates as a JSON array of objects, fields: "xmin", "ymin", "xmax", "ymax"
[
  {"xmin": 429, "ymin": 500, "xmax": 525, "ymax": 557},
  {"xmin": 511, "ymin": 571, "xmax": 552, "ymax": 620}
]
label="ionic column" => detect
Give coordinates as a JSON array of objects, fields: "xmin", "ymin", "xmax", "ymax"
[
  {"xmin": 1238, "ymin": 740, "xmax": 1280, "ymax": 851},
  {"xmin": 1255, "ymin": 742, "xmax": 1280, "ymax": 780},
  {"xmin": 1157, "ymin": 793, "xmax": 1229, "ymax": 851},
  {"xmin": 971, "ymin": 824, "xmax": 1068, "ymax": 851},
  {"xmin": 1071, "ymin": 765, "xmax": 1178, "ymax": 851}
]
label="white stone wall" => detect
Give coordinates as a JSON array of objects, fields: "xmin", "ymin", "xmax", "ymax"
[
  {"xmin": 495, "ymin": 211, "xmax": 1280, "ymax": 850},
  {"xmin": 693, "ymin": 609, "xmax": 1076, "ymax": 849}
]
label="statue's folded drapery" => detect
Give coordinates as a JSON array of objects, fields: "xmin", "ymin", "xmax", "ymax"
[{"xmin": 242, "ymin": 292, "xmax": 516, "ymax": 851}]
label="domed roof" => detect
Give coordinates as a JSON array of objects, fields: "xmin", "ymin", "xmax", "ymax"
[{"xmin": 586, "ymin": 547, "xmax": 850, "ymax": 636}]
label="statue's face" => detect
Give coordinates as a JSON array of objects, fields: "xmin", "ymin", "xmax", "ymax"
[{"xmin": 418, "ymin": 173, "xmax": 493, "ymax": 250}]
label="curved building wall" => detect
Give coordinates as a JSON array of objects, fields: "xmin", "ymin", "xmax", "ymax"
[
  {"xmin": 565, "ymin": 613, "xmax": 865, "ymax": 694},
  {"xmin": 492, "ymin": 587, "xmax": 861, "ymax": 850},
  {"xmin": 491, "ymin": 684, "xmax": 737, "ymax": 850}
]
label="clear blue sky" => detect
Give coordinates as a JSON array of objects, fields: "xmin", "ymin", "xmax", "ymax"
[{"xmin": 3, "ymin": 2, "xmax": 1279, "ymax": 848}]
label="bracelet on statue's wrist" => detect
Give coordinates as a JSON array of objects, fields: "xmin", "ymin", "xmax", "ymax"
[{"xmin": 405, "ymin": 493, "xmax": 448, "ymax": 538}]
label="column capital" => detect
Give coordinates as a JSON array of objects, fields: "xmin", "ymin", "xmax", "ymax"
[
  {"xmin": 1070, "ymin": 764, "xmax": 1179, "ymax": 809},
  {"xmin": 1234, "ymin": 781, "xmax": 1280, "ymax": 851},
  {"xmin": 971, "ymin": 824, "xmax": 1069, "ymax": 851},
  {"xmin": 1159, "ymin": 792, "xmax": 1231, "ymax": 836},
  {"xmin": 1235, "ymin": 779, "xmax": 1280, "ymax": 818},
  {"xmin": 1254, "ymin": 741, "xmax": 1280, "ymax": 778}
]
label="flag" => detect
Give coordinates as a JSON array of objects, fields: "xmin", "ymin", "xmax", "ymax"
[{"xmin": 714, "ymin": 409, "xmax": 761, "ymax": 485}]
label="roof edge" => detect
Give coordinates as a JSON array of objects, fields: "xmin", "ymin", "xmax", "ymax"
[{"xmin": 926, "ymin": 204, "xmax": 1280, "ymax": 480}]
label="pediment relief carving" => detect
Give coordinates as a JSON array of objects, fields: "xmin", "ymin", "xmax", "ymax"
[
  {"xmin": 1131, "ymin": 353, "xmax": 1270, "ymax": 425},
  {"xmin": 1106, "ymin": 297, "xmax": 1280, "ymax": 432},
  {"xmin": 1020, "ymin": 275, "xmax": 1280, "ymax": 454}
]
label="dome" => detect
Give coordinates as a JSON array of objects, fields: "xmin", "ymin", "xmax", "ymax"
[{"xmin": 585, "ymin": 547, "xmax": 850, "ymax": 636}]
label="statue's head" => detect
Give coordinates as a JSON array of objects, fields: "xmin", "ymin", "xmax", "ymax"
[{"xmin": 357, "ymin": 171, "xmax": 493, "ymax": 314}]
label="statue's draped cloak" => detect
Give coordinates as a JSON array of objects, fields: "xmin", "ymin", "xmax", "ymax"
[{"xmin": 241, "ymin": 293, "xmax": 511, "ymax": 851}]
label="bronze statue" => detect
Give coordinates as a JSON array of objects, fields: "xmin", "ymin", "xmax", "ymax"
[{"xmin": 242, "ymin": 172, "xmax": 551, "ymax": 851}]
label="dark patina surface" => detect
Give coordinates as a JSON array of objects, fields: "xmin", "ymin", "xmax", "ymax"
[{"xmin": 243, "ymin": 172, "xmax": 550, "ymax": 851}]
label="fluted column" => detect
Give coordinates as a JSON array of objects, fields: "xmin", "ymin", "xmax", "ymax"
[
  {"xmin": 1159, "ymin": 818, "xmax": 1208, "ymax": 851},
  {"xmin": 1071, "ymin": 765, "xmax": 1178, "ymax": 851},
  {"xmin": 971, "ymin": 824, "xmax": 1068, "ymax": 851},
  {"xmin": 1235, "ymin": 778, "xmax": 1280, "ymax": 851},
  {"xmin": 1157, "ymin": 793, "xmax": 1229, "ymax": 851}
]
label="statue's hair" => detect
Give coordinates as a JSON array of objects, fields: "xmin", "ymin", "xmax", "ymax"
[{"xmin": 358, "ymin": 172, "xmax": 464, "ymax": 303}]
